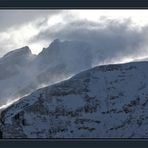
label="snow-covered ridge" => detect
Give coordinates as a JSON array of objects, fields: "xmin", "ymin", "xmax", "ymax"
[{"xmin": 1, "ymin": 61, "xmax": 148, "ymax": 138}]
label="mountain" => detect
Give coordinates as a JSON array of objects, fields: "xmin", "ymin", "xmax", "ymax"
[
  {"xmin": 33, "ymin": 39, "xmax": 92, "ymax": 73},
  {"xmin": 1, "ymin": 61, "xmax": 148, "ymax": 138},
  {"xmin": 0, "ymin": 46, "xmax": 36, "ymax": 105},
  {"xmin": 0, "ymin": 39, "xmax": 92, "ymax": 106},
  {"xmin": 0, "ymin": 46, "xmax": 33, "ymax": 80}
]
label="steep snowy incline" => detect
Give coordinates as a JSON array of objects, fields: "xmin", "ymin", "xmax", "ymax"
[{"xmin": 1, "ymin": 61, "xmax": 148, "ymax": 138}]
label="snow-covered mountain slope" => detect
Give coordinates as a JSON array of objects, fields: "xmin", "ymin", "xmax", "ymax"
[{"xmin": 1, "ymin": 61, "xmax": 148, "ymax": 138}]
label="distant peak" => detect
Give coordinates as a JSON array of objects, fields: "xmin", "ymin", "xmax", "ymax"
[
  {"xmin": 21, "ymin": 46, "xmax": 30, "ymax": 50},
  {"xmin": 19, "ymin": 46, "xmax": 31, "ymax": 53},
  {"xmin": 3, "ymin": 46, "xmax": 32, "ymax": 59},
  {"xmin": 48, "ymin": 39, "xmax": 61, "ymax": 47},
  {"xmin": 53, "ymin": 39, "xmax": 60, "ymax": 43}
]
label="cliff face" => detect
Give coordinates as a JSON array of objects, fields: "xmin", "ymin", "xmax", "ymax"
[{"xmin": 1, "ymin": 61, "xmax": 148, "ymax": 138}]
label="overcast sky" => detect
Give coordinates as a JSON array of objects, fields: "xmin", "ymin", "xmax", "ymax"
[{"xmin": 1, "ymin": 10, "xmax": 148, "ymax": 63}]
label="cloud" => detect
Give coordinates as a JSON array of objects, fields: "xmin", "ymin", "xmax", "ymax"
[
  {"xmin": 30, "ymin": 18, "xmax": 148, "ymax": 65},
  {"xmin": 0, "ymin": 10, "xmax": 63, "ymax": 57},
  {"xmin": 0, "ymin": 10, "xmax": 61, "ymax": 31},
  {"xmin": 1, "ymin": 10, "xmax": 148, "ymax": 65}
]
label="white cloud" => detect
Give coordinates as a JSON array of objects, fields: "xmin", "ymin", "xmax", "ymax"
[{"xmin": 1, "ymin": 9, "xmax": 148, "ymax": 62}]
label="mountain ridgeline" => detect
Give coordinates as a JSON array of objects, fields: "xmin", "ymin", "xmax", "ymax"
[{"xmin": 1, "ymin": 61, "xmax": 148, "ymax": 138}]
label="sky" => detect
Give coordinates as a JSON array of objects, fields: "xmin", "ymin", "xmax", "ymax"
[{"xmin": 1, "ymin": 10, "xmax": 148, "ymax": 63}]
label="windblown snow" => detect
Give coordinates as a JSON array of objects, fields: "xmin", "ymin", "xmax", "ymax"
[
  {"xmin": 1, "ymin": 61, "xmax": 148, "ymax": 138},
  {"xmin": 0, "ymin": 39, "xmax": 92, "ymax": 106}
]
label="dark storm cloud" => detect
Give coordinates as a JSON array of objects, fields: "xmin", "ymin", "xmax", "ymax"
[
  {"xmin": 0, "ymin": 10, "xmax": 61, "ymax": 31},
  {"xmin": 30, "ymin": 18, "xmax": 148, "ymax": 65}
]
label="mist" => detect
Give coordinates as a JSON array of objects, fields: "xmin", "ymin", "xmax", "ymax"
[{"xmin": 0, "ymin": 39, "xmax": 91, "ymax": 107}]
